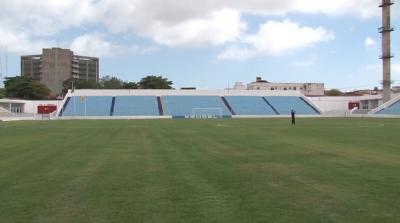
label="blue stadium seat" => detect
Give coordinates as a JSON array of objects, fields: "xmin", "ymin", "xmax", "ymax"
[
  {"xmin": 113, "ymin": 96, "xmax": 159, "ymax": 116},
  {"xmin": 61, "ymin": 96, "xmax": 112, "ymax": 116},
  {"xmin": 224, "ymin": 96, "xmax": 276, "ymax": 115},
  {"xmin": 163, "ymin": 96, "xmax": 231, "ymax": 117},
  {"xmin": 377, "ymin": 100, "xmax": 400, "ymax": 115},
  {"xmin": 265, "ymin": 96, "xmax": 319, "ymax": 115}
]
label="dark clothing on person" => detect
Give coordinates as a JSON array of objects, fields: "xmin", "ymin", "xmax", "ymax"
[{"xmin": 291, "ymin": 110, "xmax": 296, "ymax": 125}]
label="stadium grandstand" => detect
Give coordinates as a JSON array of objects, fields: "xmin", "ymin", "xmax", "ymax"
[
  {"xmin": 57, "ymin": 89, "xmax": 321, "ymax": 119},
  {"xmin": 3, "ymin": 90, "xmax": 400, "ymax": 121},
  {"xmin": 0, "ymin": 106, "xmax": 11, "ymax": 117},
  {"xmin": 371, "ymin": 94, "xmax": 400, "ymax": 115}
]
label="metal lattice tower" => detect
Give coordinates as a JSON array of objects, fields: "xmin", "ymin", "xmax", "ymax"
[{"xmin": 380, "ymin": 0, "xmax": 394, "ymax": 103}]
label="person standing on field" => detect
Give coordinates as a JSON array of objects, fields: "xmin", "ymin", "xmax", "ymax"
[{"xmin": 291, "ymin": 109, "xmax": 296, "ymax": 125}]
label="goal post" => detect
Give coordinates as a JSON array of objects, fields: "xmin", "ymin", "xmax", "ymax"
[{"xmin": 191, "ymin": 108, "xmax": 223, "ymax": 119}]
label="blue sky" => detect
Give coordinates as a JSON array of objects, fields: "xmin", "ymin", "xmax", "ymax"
[{"xmin": 0, "ymin": 0, "xmax": 399, "ymax": 90}]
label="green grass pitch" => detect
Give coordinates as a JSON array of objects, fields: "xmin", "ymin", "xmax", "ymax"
[{"xmin": 1, "ymin": 118, "xmax": 400, "ymax": 222}]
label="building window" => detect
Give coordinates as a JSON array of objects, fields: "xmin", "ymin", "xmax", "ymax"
[
  {"xmin": 271, "ymin": 87, "xmax": 274, "ymax": 90},
  {"xmin": 284, "ymin": 88, "xmax": 287, "ymax": 90},
  {"xmin": 257, "ymin": 87, "xmax": 260, "ymax": 90},
  {"xmin": 361, "ymin": 101, "xmax": 369, "ymax": 110},
  {"xmin": 371, "ymin": 100, "xmax": 379, "ymax": 109},
  {"xmin": 294, "ymin": 87, "xmax": 297, "ymax": 90},
  {"xmin": 11, "ymin": 105, "xmax": 22, "ymax": 113}
]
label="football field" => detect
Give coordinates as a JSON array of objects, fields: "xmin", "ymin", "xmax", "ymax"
[{"xmin": 0, "ymin": 118, "xmax": 399, "ymax": 222}]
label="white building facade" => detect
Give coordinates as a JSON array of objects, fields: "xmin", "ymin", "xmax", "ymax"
[{"xmin": 246, "ymin": 77, "xmax": 324, "ymax": 96}]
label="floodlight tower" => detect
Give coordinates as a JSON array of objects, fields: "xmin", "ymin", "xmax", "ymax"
[{"xmin": 380, "ymin": 0, "xmax": 394, "ymax": 103}]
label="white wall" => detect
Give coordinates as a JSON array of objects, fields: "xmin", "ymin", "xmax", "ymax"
[
  {"xmin": 24, "ymin": 100, "xmax": 62, "ymax": 113},
  {"xmin": 247, "ymin": 82, "xmax": 324, "ymax": 96},
  {"xmin": 309, "ymin": 95, "xmax": 382, "ymax": 113},
  {"xmin": 1, "ymin": 92, "xmax": 383, "ymax": 116},
  {"xmin": 0, "ymin": 99, "xmax": 62, "ymax": 113}
]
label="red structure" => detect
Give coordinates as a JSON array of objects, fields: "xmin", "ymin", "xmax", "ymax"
[
  {"xmin": 348, "ymin": 102, "xmax": 360, "ymax": 110},
  {"xmin": 37, "ymin": 105, "xmax": 57, "ymax": 114}
]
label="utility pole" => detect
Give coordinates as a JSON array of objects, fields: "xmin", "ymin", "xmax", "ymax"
[{"xmin": 380, "ymin": 0, "xmax": 394, "ymax": 103}]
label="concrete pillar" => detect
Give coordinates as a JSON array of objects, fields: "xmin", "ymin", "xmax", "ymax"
[{"xmin": 380, "ymin": 0, "xmax": 394, "ymax": 103}]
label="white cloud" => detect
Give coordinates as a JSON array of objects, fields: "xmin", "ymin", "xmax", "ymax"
[
  {"xmin": 365, "ymin": 37, "xmax": 377, "ymax": 48},
  {"xmin": 90, "ymin": 0, "xmax": 376, "ymax": 48},
  {"xmin": 1, "ymin": 0, "xmax": 96, "ymax": 35},
  {"xmin": 93, "ymin": 0, "xmax": 382, "ymax": 26},
  {"xmin": 149, "ymin": 9, "xmax": 246, "ymax": 47},
  {"xmin": 69, "ymin": 33, "xmax": 157, "ymax": 57},
  {"xmin": 69, "ymin": 34, "xmax": 116, "ymax": 57},
  {"xmin": 0, "ymin": 0, "xmax": 388, "ymax": 55},
  {"xmin": 138, "ymin": 46, "xmax": 160, "ymax": 55},
  {"xmin": 0, "ymin": 28, "xmax": 54, "ymax": 54},
  {"xmin": 246, "ymin": 20, "xmax": 334, "ymax": 55},
  {"xmin": 218, "ymin": 20, "xmax": 334, "ymax": 60},
  {"xmin": 287, "ymin": 0, "xmax": 378, "ymax": 18}
]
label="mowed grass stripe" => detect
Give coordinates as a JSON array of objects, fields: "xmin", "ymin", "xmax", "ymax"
[{"xmin": 0, "ymin": 118, "xmax": 400, "ymax": 222}]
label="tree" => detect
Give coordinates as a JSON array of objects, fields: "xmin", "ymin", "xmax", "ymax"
[
  {"xmin": 62, "ymin": 78, "xmax": 101, "ymax": 95},
  {"xmin": 325, "ymin": 89, "xmax": 343, "ymax": 96},
  {"xmin": 61, "ymin": 75, "xmax": 174, "ymax": 94},
  {"xmin": 4, "ymin": 76, "xmax": 50, "ymax": 100},
  {"xmin": 100, "ymin": 75, "xmax": 124, "ymax": 89},
  {"xmin": 138, "ymin": 75, "xmax": 173, "ymax": 89},
  {"xmin": 122, "ymin": 82, "xmax": 139, "ymax": 89},
  {"xmin": 0, "ymin": 88, "xmax": 5, "ymax": 99}
]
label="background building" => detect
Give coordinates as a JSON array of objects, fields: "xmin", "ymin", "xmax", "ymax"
[
  {"xmin": 246, "ymin": 77, "xmax": 324, "ymax": 96},
  {"xmin": 232, "ymin": 82, "xmax": 246, "ymax": 90},
  {"xmin": 21, "ymin": 48, "xmax": 99, "ymax": 94}
]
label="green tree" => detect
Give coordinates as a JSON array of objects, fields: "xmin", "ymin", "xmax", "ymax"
[
  {"xmin": 4, "ymin": 76, "xmax": 50, "ymax": 100},
  {"xmin": 62, "ymin": 78, "xmax": 101, "ymax": 95},
  {"xmin": 0, "ymin": 88, "xmax": 5, "ymax": 99},
  {"xmin": 122, "ymin": 82, "xmax": 139, "ymax": 89},
  {"xmin": 100, "ymin": 76, "xmax": 124, "ymax": 89},
  {"xmin": 138, "ymin": 75, "xmax": 173, "ymax": 89},
  {"xmin": 325, "ymin": 89, "xmax": 343, "ymax": 96}
]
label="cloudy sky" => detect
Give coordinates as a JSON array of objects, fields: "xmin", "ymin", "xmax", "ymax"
[{"xmin": 0, "ymin": 0, "xmax": 399, "ymax": 90}]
